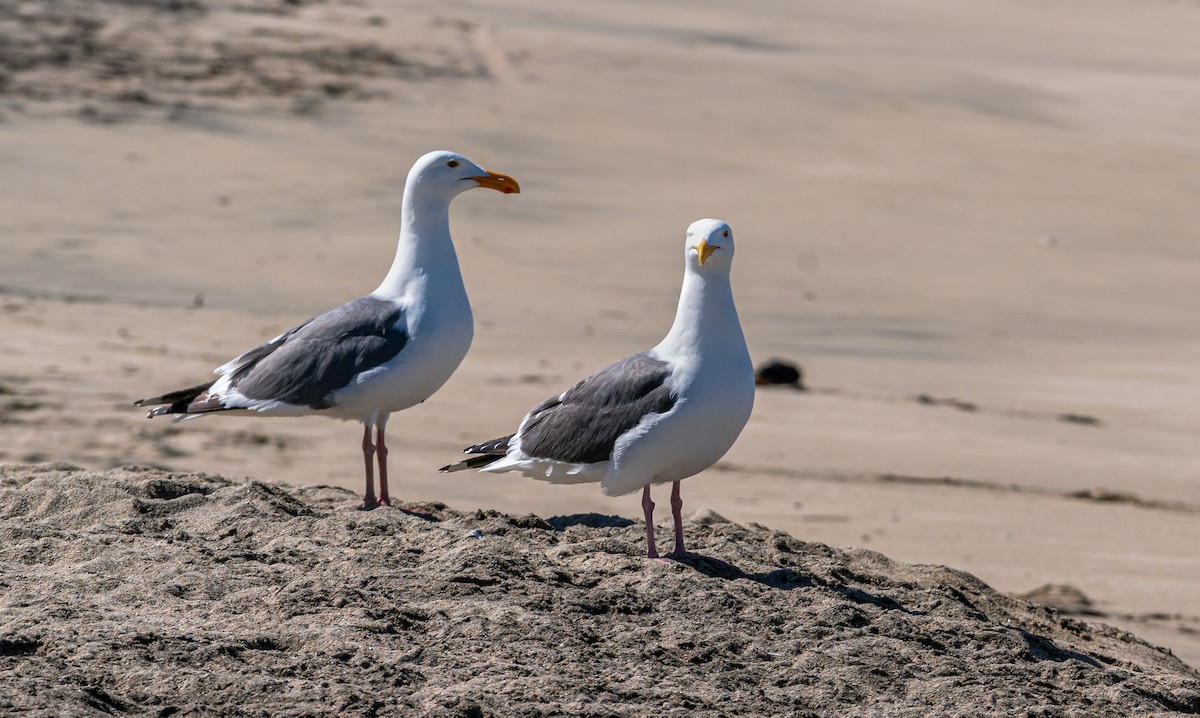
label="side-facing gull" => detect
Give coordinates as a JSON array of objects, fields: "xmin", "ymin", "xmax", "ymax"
[
  {"xmin": 441, "ymin": 218, "xmax": 754, "ymax": 558},
  {"xmin": 135, "ymin": 150, "xmax": 519, "ymax": 508}
]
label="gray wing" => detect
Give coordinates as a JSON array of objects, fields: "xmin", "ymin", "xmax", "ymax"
[
  {"xmin": 518, "ymin": 352, "xmax": 676, "ymax": 464},
  {"xmin": 230, "ymin": 296, "xmax": 408, "ymax": 409}
]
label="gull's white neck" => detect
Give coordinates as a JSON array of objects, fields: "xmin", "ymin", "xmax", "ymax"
[
  {"xmin": 655, "ymin": 268, "xmax": 746, "ymax": 362},
  {"xmin": 373, "ymin": 186, "xmax": 466, "ymax": 303}
]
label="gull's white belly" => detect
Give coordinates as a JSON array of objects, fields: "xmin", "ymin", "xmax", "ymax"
[
  {"xmin": 326, "ymin": 306, "xmax": 473, "ymax": 421},
  {"xmin": 603, "ymin": 364, "xmax": 755, "ymax": 495}
]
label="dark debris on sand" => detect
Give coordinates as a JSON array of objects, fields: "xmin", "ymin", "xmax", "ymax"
[{"xmin": 0, "ymin": 464, "xmax": 1197, "ymax": 717}]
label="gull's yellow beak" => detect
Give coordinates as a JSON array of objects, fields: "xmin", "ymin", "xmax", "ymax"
[
  {"xmin": 470, "ymin": 170, "xmax": 521, "ymax": 195},
  {"xmin": 696, "ymin": 239, "xmax": 719, "ymax": 265}
]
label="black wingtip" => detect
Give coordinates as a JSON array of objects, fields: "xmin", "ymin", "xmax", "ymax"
[
  {"xmin": 134, "ymin": 381, "xmax": 220, "ymax": 420},
  {"xmin": 440, "ymin": 453, "xmax": 506, "ymax": 473},
  {"xmin": 463, "ymin": 434, "xmax": 515, "ymax": 455}
]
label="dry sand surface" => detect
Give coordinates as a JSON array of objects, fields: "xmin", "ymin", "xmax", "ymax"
[
  {"xmin": 2, "ymin": 0, "xmax": 1199, "ymax": 702},
  {"xmin": 2, "ymin": 464, "xmax": 1199, "ymax": 716}
]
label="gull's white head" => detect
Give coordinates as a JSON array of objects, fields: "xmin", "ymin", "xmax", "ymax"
[
  {"xmin": 407, "ymin": 150, "xmax": 520, "ymax": 199},
  {"xmin": 685, "ymin": 218, "xmax": 734, "ymax": 273}
]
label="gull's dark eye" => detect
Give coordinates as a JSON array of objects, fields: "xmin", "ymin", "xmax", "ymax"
[
  {"xmin": 723, "ymin": 230, "xmax": 729, "ymax": 238},
  {"xmin": 447, "ymin": 160, "xmax": 459, "ymax": 168}
]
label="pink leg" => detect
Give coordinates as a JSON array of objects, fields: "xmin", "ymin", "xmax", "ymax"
[
  {"xmin": 642, "ymin": 485, "xmax": 659, "ymax": 559},
  {"xmin": 361, "ymin": 424, "xmax": 377, "ymax": 508},
  {"xmin": 669, "ymin": 480, "xmax": 686, "ymax": 556},
  {"xmin": 376, "ymin": 422, "xmax": 391, "ymax": 507}
]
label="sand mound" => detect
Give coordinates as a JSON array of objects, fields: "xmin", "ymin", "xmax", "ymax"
[{"xmin": 1, "ymin": 464, "xmax": 1197, "ymax": 717}]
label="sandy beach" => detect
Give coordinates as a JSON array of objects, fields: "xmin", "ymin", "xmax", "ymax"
[
  {"xmin": 3, "ymin": 464, "xmax": 1198, "ymax": 716},
  {"xmin": 2, "ymin": 0, "xmax": 1199, "ymax": 679}
]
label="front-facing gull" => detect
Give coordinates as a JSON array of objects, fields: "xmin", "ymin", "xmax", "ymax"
[
  {"xmin": 135, "ymin": 150, "xmax": 519, "ymax": 508},
  {"xmin": 441, "ymin": 218, "xmax": 754, "ymax": 558}
]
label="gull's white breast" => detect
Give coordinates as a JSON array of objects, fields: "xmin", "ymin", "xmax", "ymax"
[
  {"xmin": 327, "ymin": 278, "xmax": 473, "ymax": 421},
  {"xmin": 602, "ymin": 350, "xmax": 754, "ymax": 496}
]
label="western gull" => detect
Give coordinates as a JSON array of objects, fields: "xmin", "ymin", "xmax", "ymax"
[
  {"xmin": 441, "ymin": 218, "xmax": 754, "ymax": 558},
  {"xmin": 134, "ymin": 150, "xmax": 519, "ymax": 508}
]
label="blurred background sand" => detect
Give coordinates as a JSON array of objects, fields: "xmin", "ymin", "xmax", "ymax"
[{"xmin": 1, "ymin": 0, "xmax": 1197, "ymax": 664}]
